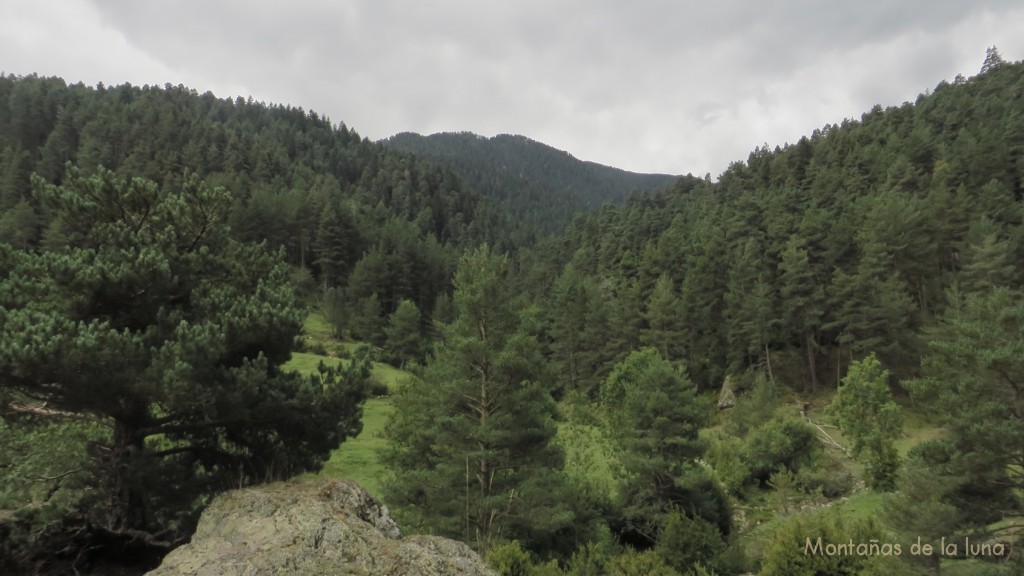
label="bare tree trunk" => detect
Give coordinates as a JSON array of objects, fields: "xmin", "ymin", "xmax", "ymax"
[{"xmin": 108, "ymin": 418, "xmax": 147, "ymax": 532}]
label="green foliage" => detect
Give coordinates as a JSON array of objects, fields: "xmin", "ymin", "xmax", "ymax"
[
  {"xmin": 487, "ymin": 540, "xmax": 534, "ymax": 576},
  {"xmin": 0, "ymin": 418, "xmax": 103, "ymax": 515},
  {"xmin": 321, "ymin": 285, "xmax": 348, "ymax": 337},
  {"xmin": 0, "ymin": 75, "xmax": 495, "ymax": 329},
  {"xmin": 0, "ymin": 199, "xmax": 38, "ymax": 249},
  {"xmin": 642, "ymin": 274, "xmax": 685, "ymax": 361},
  {"xmin": 599, "ymin": 350, "xmax": 733, "ymax": 549},
  {"xmin": 655, "ymin": 510, "xmax": 725, "ymax": 573},
  {"xmin": 313, "ymin": 202, "xmax": 359, "ymax": 288},
  {"xmin": 598, "ymin": 348, "xmax": 712, "ymax": 477},
  {"xmin": 724, "ymin": 237, "xmax": 778, "ymax": 373},
  {"xmin": 5, "ymin": 56, "xmax": 1024, "ymax": 573},
  {"xmin": 0, "ymin": 167, "xmax": 370, "ymax": 564},
  {"xmin": 553, "ymin": 418, "xmax": 617, "ymax": 550},
  {"xmin": 723, "ymin": 375, "xmax": 782, "ymax": 437},
  {"xmin": 382, "ymin": 298, "xmax": 425, "ymax": 367},
  {"xmin": 741, "ymin": 417, "xmax": 818, "ymax": 485},
  {"xmin": 383, "ymin": 131, "xmax": 681, "ymax": 236},
  {"xmin": 778, "ymin": 236, "xmax": 825, "ymax": 391},
  {"xmin": 383, "ymin": 245, "xmax": 575, "ymax": 554},
  {"xmin": 703, "ymin": 432, "xmax": 750, "ymax": 496},
  {"xmin": 759, "ymin": 512, "xmax": 882, "ymax": 576},
  {"xmin": 902, "ymin": 287, "xmax": 1024, "ymax": 538},
  {"xmin": 792, "ymin": 462, "xmax": 855, "ymax": 499},
  {"xmin": 767, "ymin": 468, "xmax": 798, "ymax": 513},
  {"xmin": 604, "ymin": 548, "xmax": 681, "ymax": 576},
  {"xmin": 880, "ymin": 444, "xmax": 963, "ymax": 575},
  {"xmin": 826, "ymin": 353, "xmax": 902, "ymax": 490},
  {"xmin": 548, "ymin": 263, "xmax": 611, "ymax": 397},
  {"xmin": 960, "ymin": 216, "xmax": 1018, "ymax": 293},
  {"xmin": 349, "ymin": 292, "xmax": 385, "ymax": 345}
]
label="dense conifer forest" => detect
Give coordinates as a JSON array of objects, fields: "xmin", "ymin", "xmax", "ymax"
[
  {"xmin": 1, "ymin": 48, "xmax": 1023, "ymax": 575},
  {"xmin": 383, "ymin": 131, "xmax": 683, "ymax": 235}
]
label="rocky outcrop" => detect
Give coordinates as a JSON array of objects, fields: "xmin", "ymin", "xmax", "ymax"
[
  {"xmin": 717, "ymin": 375, "xmax": 737, "ymax": 409},
  {"xmin": 146, "ymin": 479, "xmax": 496, "ymax": 576}
]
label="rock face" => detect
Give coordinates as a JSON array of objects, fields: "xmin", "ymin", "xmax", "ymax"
[{"xmin": 146, "ymin": 479, "xmax": 496, "ymax": 576}]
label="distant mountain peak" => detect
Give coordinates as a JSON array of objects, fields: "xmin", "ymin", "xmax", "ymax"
[{"xmin": 382, "ymin": 131, "xmax": 685, "ymax": 235}]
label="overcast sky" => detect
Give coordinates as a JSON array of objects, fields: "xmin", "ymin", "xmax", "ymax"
[{"xmin": 2, "ymin": 1, "xmax": 1022, "ymax": 176}]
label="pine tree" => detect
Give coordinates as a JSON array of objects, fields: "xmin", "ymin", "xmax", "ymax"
[
  {"xmin": 349, "ymin": 292, "xmax": 384, "ymax": 345},
  {"xmin": 981, "ymin": 45, "xmax": 1007, "ymax": 75},
  {"xmin": 779, "ymin": 236, "xmax": 825, "ymax": 390},
  {"xmin": 828, "ymin": 240, "xmax": 917, "ymax": 369},
  {"xmin": 600, "ymin": 349, "xmax": 717, "ymax": 545},
  {"xmin": 320, "ymin": 286, "xmax": 348, "ymax": 337},
  {"xmin": 605, "ymin": 277, "xmax": 646, "ymax": 365},
  {"xmin": 313, "ymin": 203, "xmax": 349, "ymax": 289},
  {"xmin": 382, "ymin": 245, "xmax": 574, "ymax": 553},
  {"xmin": 641, "ymin": 274, "xmax": 685, "ymax": 361},
  {"xmin": 548, "ymin": 264, "xmax": 610, "ymax": 397},
  {"xmin": 904, "ymin": 287, "xmax": 1024, "ymax": 534},
  {"xmin": 960, "ymin": 217, "xmax": 1017, "ymax": 293},
  {"xmin": 0, "ymin": 199, "xmax": 38, "ymax": 249},
  {"xmin": 724, "ymin": 237, "xmax": 778, "ymax": 374},
  {"xmin": 382, "ymin": 299, "xmax": 424, "ymax": 368},
  {"xmin": 0, "ymin": 167, "xmax": 369, "ymax": 554}
]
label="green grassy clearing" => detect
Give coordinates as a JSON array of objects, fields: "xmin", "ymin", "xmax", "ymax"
[
  {"xmin": 314, "ymin": 398, "xmax": 395, "ymax": 497},
  {"xmin": 285, "ymin": 311, "xmax": 423, "ymax": 497},
  {"xmin": 302, "ymin": 312, "xmax": 335, "ymax": 341},
  {"xmin": 282, "ymin": 351, "xmax": 342, "ymax": 374}
]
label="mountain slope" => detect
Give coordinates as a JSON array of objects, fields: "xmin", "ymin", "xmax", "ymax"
[
  {"xmin": 537, "ymin": 55, "xmax": 1024, "ymax": 392},
  {"xmin": 382, "ymin": 131, "xmax": 685, "ymax": 234}
]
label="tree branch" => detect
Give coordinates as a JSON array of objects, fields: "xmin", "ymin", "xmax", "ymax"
[
  {"xmin": 7, "ymin": 401, "xmax": 112, "ymax": 427},
  {"xmin": 23, "ymin": 467, "xmax": 87, "ymax": 482}
]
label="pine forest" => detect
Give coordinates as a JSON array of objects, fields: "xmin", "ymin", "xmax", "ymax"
[{"xmin": 1, "ymin": 48, "xmax": 1022, "ymax": 575}]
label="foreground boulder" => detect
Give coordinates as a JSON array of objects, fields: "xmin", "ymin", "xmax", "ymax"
[{"xmin": 146, "ymin": 479, "xmax": 496, "ymax": 576}]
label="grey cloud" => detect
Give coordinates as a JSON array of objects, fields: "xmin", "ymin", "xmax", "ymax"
[{"xmin": 10, "ymin": 1, "xmax": 1024, "ymax": 174}]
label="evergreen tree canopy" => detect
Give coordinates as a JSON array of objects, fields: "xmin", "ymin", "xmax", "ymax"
[
  {"xmin": 382, "ymin": 245, "xmax": 574, "ymax": 553},
  {"xmin": 905, "ymin": 287, "xmax": 1024, "ymax": 532},
  {"xmin": 600, "ymin": 349, "xmax": 720, "ymax": 545},
  {"xmin": 0, "ymin": 167, "xmax": 369, "ymax": 556}
]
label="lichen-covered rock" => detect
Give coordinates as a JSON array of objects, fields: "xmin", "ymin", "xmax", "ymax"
[{"xmin": 146, "ymin": 479, "xmax": 496, "ymax": 576}]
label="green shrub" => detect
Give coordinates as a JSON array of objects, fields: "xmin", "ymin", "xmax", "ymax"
[
  {"xmin": 704, "ymin": 433, "xmax": 751, "ymax": 496},
  {"xmin": 655, "ymin": 510, "xmax": 725, "ymax": 573},
  {"xmin": 487, "ymin": 540, "xmax": 533, "ymax": 576},
  {"xmin": 367, "ymin": 375, "xmax": 390, "ymax": 397},
  {"xmin": 794, "ymin": 462, "xmax": 855, "ymax": 498},
  {"xmin": 605, "ymin": 549, "xmax": 680, "ymax": 576},
  {"xmin": 724, "ymin": 376, "xmax": 785, "ymax": 437},
  {"xmin": 759, "ymin": 511, "xmax": 880, "ymax": 576},
  {"xmin": 741, "ymin": 416, "xmax": 818, "ymax": 484}
]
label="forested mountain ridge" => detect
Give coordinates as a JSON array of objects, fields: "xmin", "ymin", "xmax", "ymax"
[
  {"xmin": 1, "ymin": 49, "xmax": 1023, "ymax": 575},
  {"xmin": 382, "ymin": 131, "xmax": 685, "ymax": 234},
  {"xmin": 0, "ymin": 74, "xmax": 530, "ymax": 332},
  {"xmin": 530, "ymin": 50, "xmax": 1024, "ymax": 394}
]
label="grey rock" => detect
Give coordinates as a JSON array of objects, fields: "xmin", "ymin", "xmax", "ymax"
[{"xmin": 146, "ymin": 479, "xmax": 496, "ymax": 576}]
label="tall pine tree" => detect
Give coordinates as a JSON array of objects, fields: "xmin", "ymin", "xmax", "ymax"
[{"xmin": 382, "ymin": 245, "xmax": 574, "ymax": 553}]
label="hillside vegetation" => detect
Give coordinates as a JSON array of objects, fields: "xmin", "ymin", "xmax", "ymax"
[
  {"xmin": 383, "ymin": 131, "xmax": 684, "ymax": 235},
  {"xmin": 1, "ymin": 49, "xmax": 1023, "ymax": 575}
]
